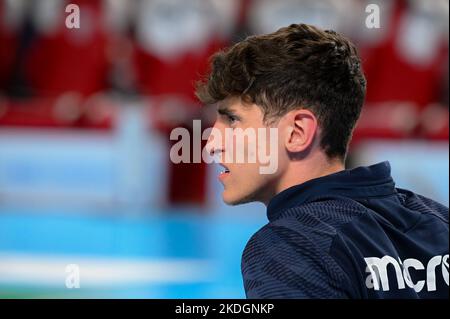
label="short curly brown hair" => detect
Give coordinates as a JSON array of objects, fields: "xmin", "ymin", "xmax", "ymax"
[{"xmin": 196, "ymin": 23, "xmax": 366, "ymax": 160}]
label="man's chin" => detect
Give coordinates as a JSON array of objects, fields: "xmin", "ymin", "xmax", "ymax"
[{"xmin": 222, "ymin": 191, "xmax": 255, "ymax": 206}]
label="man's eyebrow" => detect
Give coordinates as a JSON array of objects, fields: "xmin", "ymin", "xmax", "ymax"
[{"xmin": 217, "ymin": 107, "xmax": 237, "ymax": 117}]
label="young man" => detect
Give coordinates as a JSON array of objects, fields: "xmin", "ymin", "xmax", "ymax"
[{"xmin": 195, "ymin": 23, "xmax": 449, "ymax": 298}]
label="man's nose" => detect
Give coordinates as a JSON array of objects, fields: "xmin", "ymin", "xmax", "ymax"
[
  {"xmin": 209, "ymin": 146, "xmax": 223, "ymax": 157},
  {"xmin": 205, "ymin": 124, "xmax": 224, "ymax": 158}
]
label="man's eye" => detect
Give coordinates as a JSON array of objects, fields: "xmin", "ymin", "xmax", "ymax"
[{"xmin": 227, "ymin": 115, "xmax": 238, "ymax": 124}]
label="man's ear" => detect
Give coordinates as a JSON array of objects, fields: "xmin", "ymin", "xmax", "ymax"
[{"xmin": 284, "ymin": 109, "xmax": 318, "ymax": 153}]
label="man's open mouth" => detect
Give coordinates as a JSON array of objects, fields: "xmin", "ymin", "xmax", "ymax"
[{"xmin": 218, "ymin": 164, "xmax": 230, "ymax": 180}]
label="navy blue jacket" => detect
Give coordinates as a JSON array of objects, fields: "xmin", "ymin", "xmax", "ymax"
[{"xmin": 241, "ymin": 162, "xmax": 449, "ymax": 299}]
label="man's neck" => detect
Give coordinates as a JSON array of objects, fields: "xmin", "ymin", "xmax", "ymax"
[{"xmin": 264, "ymin": 152, "xmax": 345, "ymax": 206}]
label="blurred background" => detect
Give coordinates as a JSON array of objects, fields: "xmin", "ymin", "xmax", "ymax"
[{"xmin": 0, "ymin": 0, "xmax": 448, "ymax": 298}]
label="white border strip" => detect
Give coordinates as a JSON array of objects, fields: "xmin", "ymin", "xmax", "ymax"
[{"xmin": 0, "ymin": 253, "xmax": 215, "ymax": 287}]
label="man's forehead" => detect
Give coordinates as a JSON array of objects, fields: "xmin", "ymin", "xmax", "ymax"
[{"xmin": 217, "ymin": 100, "xmax": 237, "ymax": 112}]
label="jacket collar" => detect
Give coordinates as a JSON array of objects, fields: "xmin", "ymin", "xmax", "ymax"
[{"xmin": 267, "ymin": 161, "xmax": 396, "ymax": 222}]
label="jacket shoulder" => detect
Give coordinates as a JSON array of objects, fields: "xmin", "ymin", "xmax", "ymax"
[{"xmin": 241, "ymin": 215, "xmax": 355, "ymax": 298}]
